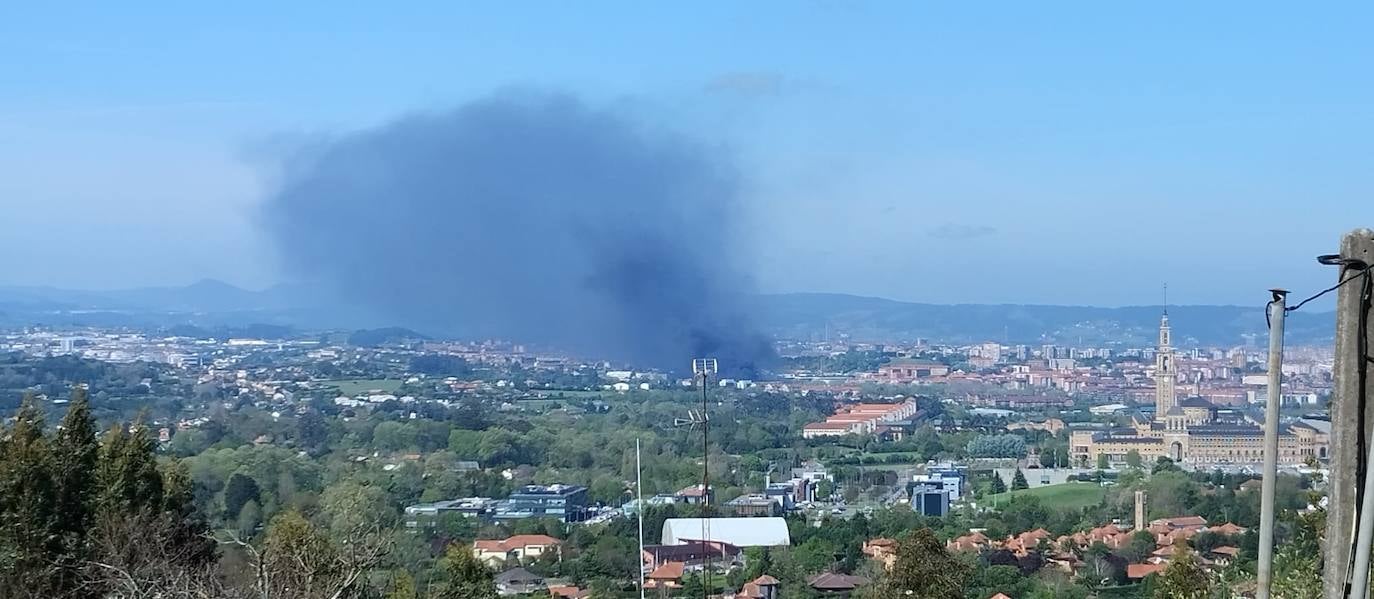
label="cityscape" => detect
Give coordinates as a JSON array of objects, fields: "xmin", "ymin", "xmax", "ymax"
[
  {"xmin": 3, "ymin": 4, "xmax": 1372, "ymax": 599},
  {"xmin": 0, "ymin": 291, "xmax": 1342, "ymax": 598}
]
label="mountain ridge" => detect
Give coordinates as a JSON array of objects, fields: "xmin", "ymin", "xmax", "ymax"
[{"xmin": 0, "ymin": 281, "xmax": 1336, "ymax": 345}]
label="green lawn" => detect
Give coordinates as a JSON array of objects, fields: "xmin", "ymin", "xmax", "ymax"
[
  {"xmin": 327, "ymin": 379, "xmax": 403, "ymax": 396},
  {"xmin": 984, "ymin": 482, "xmax": 1107, "ymax": 510}
]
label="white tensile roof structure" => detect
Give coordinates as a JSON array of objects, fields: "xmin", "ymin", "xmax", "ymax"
[{"xmin": 661, "ymin": 517, "xmax": 792, "ymax": 547}]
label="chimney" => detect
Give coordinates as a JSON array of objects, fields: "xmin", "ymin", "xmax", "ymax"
[{"xmin": 1134, "ymin": 490, "xmax": 1147, "ymax": 531}]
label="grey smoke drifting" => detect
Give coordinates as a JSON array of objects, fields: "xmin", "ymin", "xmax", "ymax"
[{"xmin": 260, "ymin": 92, "xmax": 774, "ymax": 376}]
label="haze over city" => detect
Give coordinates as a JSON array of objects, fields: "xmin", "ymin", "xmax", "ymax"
[
  {"xmin": 5, "ymin": 3, "xmax": 1373, "ymax": 307},
  {"xmin": 8, "ymin": 4, "xmax": 1374, "ymax": 599}
]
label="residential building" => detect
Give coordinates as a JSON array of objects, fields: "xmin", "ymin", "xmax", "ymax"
[
  {"xmin": 472, "ymin": 535, "xmax": 563, "ymax": 567},
  {"xmin": 733, "ymin": 575, "xmax": 781, "ymax": 599},
  {"xmin": 674, "ymin": 484, "xmax": 713, "ymax": 505},
  {"xmin": 807, "ymin": 573, "xmax": 869, "ymax": 596},
  {"xmin": 495, "ymin": 567, "xmax": 545, "ymax": 596},
  {"xmin": 862, "ymin": 538, "xmax": 898, "ymax": 569},
  {"xmin": 644, "ymin": 562, "xmax": 685, "ymax": 595},
  {"xmin": 803, "ymin": 400, "xmax": 921, "ymax": 439}
]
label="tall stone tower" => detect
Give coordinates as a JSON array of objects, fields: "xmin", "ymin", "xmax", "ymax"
[
  {"xmin": 1155, "ymin": 312, "xmax": 1177, "ymax": 417},
  {"xmin": 1134, "ymin": 490, "xmax": 1147, "ymax": 531}
]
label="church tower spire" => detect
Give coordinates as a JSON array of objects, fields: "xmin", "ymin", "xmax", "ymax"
[{"xmin": 1155, "ymin": 308, "xmax": 1177, "ymax": 417}]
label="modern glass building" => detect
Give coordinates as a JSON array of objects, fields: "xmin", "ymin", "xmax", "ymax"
[{"xmin": 492, "ymin": 484, "xmax": 589, "ymax": 523}]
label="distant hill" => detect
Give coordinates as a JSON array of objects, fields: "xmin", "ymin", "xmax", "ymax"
[
  {"xmin": 0, "ymin": 282, "xmax": 1336, "ymax": 347},
  {"xmin": 755, "ymin": 292, "xmax": 1335, "ymax": 346},
  {"xmin": 0, "ymin": 279, "xmax": 292, "ymax": 313}
]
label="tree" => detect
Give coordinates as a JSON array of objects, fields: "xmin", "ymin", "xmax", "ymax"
[
  {"xmin": 296, "ymin": 409, "xmax": 330, "ymax": 451},
  {"xmin": 95, "ymin": 420, "xmax": 164, "ymax": 515},
  {"xmin": 0, "ymin": 397, "xmax": 62, "ymax": 595},
  {"xmin": 1119, "ymin": 530, "xmax": 1157, "ymax": 563},
  {"xmin": 237, "ymin": 499, "xmax": 262, "ymax": 539},
  {"xmin": 1096, "ymin": 454, "xmax": 1110, "ymax": 470},
  {"xmin": 989, "ymin": 473, "xmax": 1007, "ymax": 495},
  {"xmin": 51, "ymin": 388, "xmax": 99, "ymax": 590},
  {"xmin": 1152, "ymin": 457, "xmax": 1182, "ymax": 475},
  {"xmin": 817, "ymin": 479, "xmax": 835, "ymax": 500},
  {"xmin": 872, "ymin": 528, "xmax": 971, "ymax": 599},
  {"xmin": 1272, "ymin": 509, "xmax": 1323, "ymax": 599},
  {"xmin": 1152, "ymin": 547, "xmax": 1212, "ymax": 599},
  {"xmin": 968, "ymin": 564, "xmax": 1041, "ymax": 599},
  {"xmin": 965, "ymin": 434, "xmax": 1028, "ymax": 459},
  {"xmin": 386, "ymin": 571, "xmax": 419, "ymax": 599},
  {"xmin": 1011, "ymin": 469, "xmax": 1029, "ymax": 491},
  {"xmin": 1079, "ymin": 542, "xmax": 1126, "ymax": 587},
  {"xmin": 1125, "ymin": 450, "xmax": 1143, "ymax": 469},
  {"xmin": 82, "ymin": 507, "xmax": 228, "ymax": 598},
  {"xmin": 259, "ymin": 510, "xmax": 344, "ymax": 597},
  {"xmin": 429, "ymin": 543, "xmax": 498, "ymax": 599},
  {"xmin": 224, "ymin": 472, "xmax": 262, "ymax": 519},
  {"xmin": 373, "ymin": 421, "xmax": 417, "ymax": 451}
]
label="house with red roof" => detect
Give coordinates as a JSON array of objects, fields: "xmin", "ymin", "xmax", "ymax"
[
  {"xmin": 947, "ymin": 530, "xmax": 991, "ymax": 552},
  {"xmin": 862, "ymin": 538, "xmax": 899, "ymax": 569},
  {"xmin": 1205, "ymin": 522, "xmax": 1247, "ymax": 536},
  {"xmin": 548, "ymin": 585, "xmax": 588, "ymax": 599},
  {"xmin": 644, "ymin": 561, "xmax": 684, "ymax": 595},
  {"xmin": 1208, "ymin": 546, "xmax": 1241, "ymax": 566},
  {"xmin": 473, "ymin": 535, "xmax": 563, "ymax": 566},
  {"xmin": 1127, "ymin": 563, "xmax": 1166, "ymax": 581},
  {"xmin": 733, "ymin": 575, "xmax": 780, "ymax": 599}
]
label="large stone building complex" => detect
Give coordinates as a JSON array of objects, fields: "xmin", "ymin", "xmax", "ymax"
[{"xmin": 1071, "ymin": 312, "xmax": 1328, "ymax": 467}]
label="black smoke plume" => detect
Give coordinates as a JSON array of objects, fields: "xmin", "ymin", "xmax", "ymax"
[{"xmin": 260, "ymin": 92, "xmax": 774, "ymax": 376}]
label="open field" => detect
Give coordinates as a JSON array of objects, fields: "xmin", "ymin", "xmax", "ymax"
[{"xmin": 984, "ymin": 482, "xmax": 1107, "ymax": 510}]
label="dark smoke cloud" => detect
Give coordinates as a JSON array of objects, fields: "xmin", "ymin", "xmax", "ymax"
[{"xmin": 260, "ymin": 92, "xmax": 774, "ymax": 376}]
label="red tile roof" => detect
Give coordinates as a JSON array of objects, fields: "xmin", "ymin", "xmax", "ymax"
[
  {"xmin": 648, "ymin": 561, "xmax": 685, "ymax": 580},
  {"xmin": 807, "ymin": 573, "xmax": 870, "ymax": 591},
  {"xmin": 548, "ymin": 585, "xmax": 588, "ymax": 599},
  {"xmin": 1151, "ymin": 516, "xmax": 1207, "ymax": 530},
  {"xmin": 1206, "ymin": 523, "xmax": 1247, "ymax": 536},
  {"xmin": 1127, "ymin": 563, "xmax": 1166, "ymax": 579},
  {"xmin": 474, "ymin": 534, "xmax": 562, "ymax": 553}
]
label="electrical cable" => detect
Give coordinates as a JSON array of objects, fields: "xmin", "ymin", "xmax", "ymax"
[
  {"xmin": 1276, "ymin": 254, "xmax": 1372, "ymax": 594},
  {"xmin": 1286, "ymin": 257, "xmax": 1374, "ymax": 315}
]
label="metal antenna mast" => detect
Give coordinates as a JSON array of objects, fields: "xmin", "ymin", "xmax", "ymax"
[{"xmin": 692, "ymin": 358, "xmax": 717, "ymax": 599}]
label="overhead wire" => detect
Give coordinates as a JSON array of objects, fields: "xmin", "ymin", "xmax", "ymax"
[{"xmin": 1286, "ymin": 255, "xmax": 1374, "ymax": 595}]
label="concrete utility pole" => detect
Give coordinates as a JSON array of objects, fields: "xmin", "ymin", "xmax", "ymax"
[
  {"xmin": 637, "ymin": 438, "xmax": 646, "ymax": 599},
  {"xmin": 1257, "ymin": 289, "xmax": 1286, "ymax": 599},
  {"xmin": 1323, "ymin": 229, "xmax": 1374, "ymax": 599}
]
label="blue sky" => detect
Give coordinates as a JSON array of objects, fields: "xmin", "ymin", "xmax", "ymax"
[{"xmin": 2, "ymin": 3, "xmax": 1370, "ymax": 306}]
